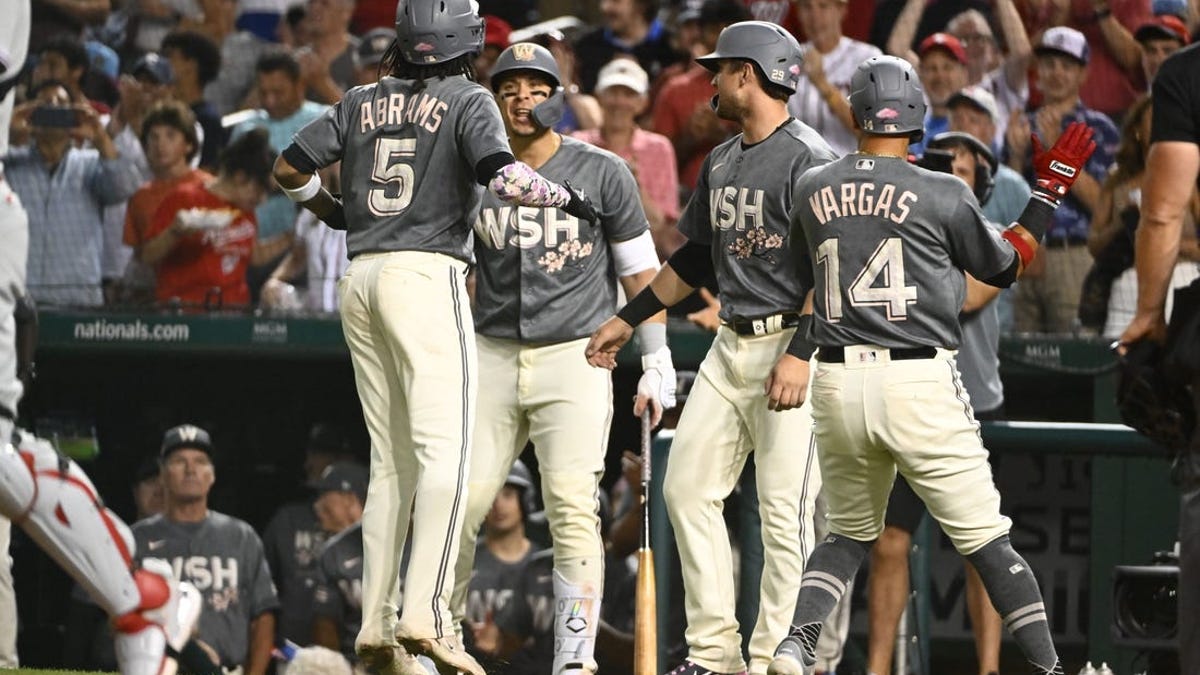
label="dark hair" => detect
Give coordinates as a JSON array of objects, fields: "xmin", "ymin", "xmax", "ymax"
[
  {"xmin": 140, "ymin": 100, "xmax": 200, "ymax": 162},
  {"xmin": 256, "ymin": 49, "xmax": 302, "ymax": 81},
  {"xmin": 634, "ymin": 0, "xmax": 658, "ymax": 23},
  {"xmin": 1105, "ymin": 95, "xmax": 1154, "ymax": 191},
  {"xmin": 162, "ymin": 31, "xmax": 222, "ymax": 86},
  {"xmin": 379, "ymin": 47, "xmax": 476, "ymax": 91},
  {"xmin": 217, "ymin": 127, "xmax": 277, "ymax": 188},
  {"xmin": 28, "ymin": 78, "xmax": 76, "ymax": 101},
  {"xmin": 699, "ymin": 0, "xmax": 752, "ymax": 27},
  {"xmin": 40, "ymin": 34, "xmax": 87, "ymax": 71},
  {"xmin": 744, "ymin": 60, "xmax": 792, "ymax": 102}
]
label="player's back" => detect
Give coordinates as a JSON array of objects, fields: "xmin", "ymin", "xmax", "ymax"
[
  {"xmin": 292, "ymin": 74, "xmax": 510, "ymax": 263},
  {"xmin": 791, "ymin": 155, "xmax": 1014, "ymax": 350}
]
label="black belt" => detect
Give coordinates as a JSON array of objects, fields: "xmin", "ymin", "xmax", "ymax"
[
  {"xmin": 728, "ymin": 312, "xmax": 802, "ymax": 336},
  {"xmin": 1042, "ymin": 235, "xmax": 1088, "ymax": 247},
  {"xmin": 818, "ymin": 346, "xmax": 938, "ymax": 363}
]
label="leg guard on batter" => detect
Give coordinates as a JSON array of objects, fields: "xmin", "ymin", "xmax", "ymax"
[
  {"xmin": 0, "ymin": 430, "xmax": 194, "ymax": 675},
  {"xmin": 551, "ymin": 569, "xmax": 600, "ymax": 674}
]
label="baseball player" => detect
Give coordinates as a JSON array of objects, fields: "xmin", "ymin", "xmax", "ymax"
[
  {"xmin": 0, "ymin": 5, "xmax": 203, "ymax": 674},
  {"xmin": 764, "ymin": 56, "xmax": 1096, "ymax": 675},
  {"xmin": 463, "ymin": 460, "xmax": 540, "ymax": 669},
  {"xmin": 444, "ymin": 41, "xmax": 671, "ymax": 675},
  {"xmin": 133, "ymin": 425, "xmax": 280, "ymax": 674},
  {"xmin": 587, "ymin": 21, "xmax": 834, "ymax": 675},
  {"xmin": 272, "ymin": 2, "xmax": 598, "ymax": 673},
  {"xmin": 865, "ymin": 132, "xmax": 1008, "ymax": 675}
]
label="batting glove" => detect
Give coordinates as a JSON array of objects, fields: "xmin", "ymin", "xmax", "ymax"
[
  {"xmin": 638, "ymin": 346, "xmax": 677, "ymax": 415},
  {"xmin": 1031, "ymin": 121, "xmax": 1096, "ymax": 208},
  {"xmin": 562, "ymin": 180, "xmax": 600, "ymax": 225}
]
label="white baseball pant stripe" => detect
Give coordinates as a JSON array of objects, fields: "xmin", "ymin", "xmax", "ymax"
[
  {"xmin": 811, "ymin": 346, "xmax": 1010, "ymax": 555},
  {"xmin": 338, "ymin": 251, "xmax": 476, "ymax": 646},
  {"xmin": 451, "ymin": 335, "xmax": 610, "ymax": 624},
  {"xmin": 664, "ymin": 326, "xmax": 821, "ymax": 675}
]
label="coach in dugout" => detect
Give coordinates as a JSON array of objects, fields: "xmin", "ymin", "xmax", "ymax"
[
  {"xmin": 1118, "ymin": 40, "xmax": 1200, "ymax": 675},
  {"xmin": 133, "ymin": 424, "xmax": 280, "ymax": 675}
]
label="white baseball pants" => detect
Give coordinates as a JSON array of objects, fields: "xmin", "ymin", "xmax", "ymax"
[
  {"xmin": 811, "ymin": 346, "xmax": 1011, "ymax": 555},
  {"xmin": 338, "ymin": 251, "xmax": 477, "ymax": 646},
  {"xmin": 664, "ymin": 326, "xmax": 821, "ymax": 675}
]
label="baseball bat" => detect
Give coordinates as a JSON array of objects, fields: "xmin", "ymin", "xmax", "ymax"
[{"xmin": 634, "ymin": 409, "xmax": 658, "ymax": 675}]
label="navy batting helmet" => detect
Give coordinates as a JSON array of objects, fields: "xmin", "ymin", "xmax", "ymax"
[
  {"xmin": 696, "ymin": 20, "xmax": 804, "ymax": 94},
  {"xmin": 490, "ymin": 42, "xmax": 564, "ymax": 129},
  {"xmin": 505, "ymin": 459, "xmax": 539, "ymax": 516},
  {"xmin": 394, "ymin": 0, "xmax": 484, "ymax": 65},
  {"xmin": 849, "ymin": 55, "xmax": 927, "ymax": 142}
]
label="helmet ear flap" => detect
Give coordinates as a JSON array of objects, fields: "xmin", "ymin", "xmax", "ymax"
[{"xmin": 530, "ymin": 86, "xmax": 565, "ymax": 129}]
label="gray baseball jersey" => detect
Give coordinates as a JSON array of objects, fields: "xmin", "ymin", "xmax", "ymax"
[
  {"xmin": 260, "ymin": 501, "xmax": 326, "ymax": 645},
  {"xmin": 495, "ymin": 549, "xmax": 554, "ymax": 675},
  {"xmin": 465, "ymin": 541, "xmax": 537, "ymax": 625},
  {"xmin": 288, "ymin": 75, "xmax": 511, "ymax": 262},
  {"xmin": 132, "ymin": 512, "xmax": 280, "ymax": 668},
  {"xmin": 312, "ymin": 523, "xmax": 413, "ymax": 661},
  {"xmin": 676, "ymin": 119, "xmax": 837, "ymax": 322},
  {"xmin": 472, "ymin": 137, "xmax": 648, "ymax": 343},
  {"xmin": 790, "ymin": 155, "xmax": 1016, "ymax": 350}
]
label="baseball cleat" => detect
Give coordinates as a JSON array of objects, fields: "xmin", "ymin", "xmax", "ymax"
[
  {"xmin": 396, "ymin": 634, "xmax": 486, "ymax": 675},
  {"xmin": 767, "ymin": 636, "xmax": 809, "ymax": 675},
  {"xmin": 664, "ymin": 659, "xmax": 747, "ymax": 675},
  {"xmin": 356, "ymin": 643, "xmax": 429, "ymax": 675}
]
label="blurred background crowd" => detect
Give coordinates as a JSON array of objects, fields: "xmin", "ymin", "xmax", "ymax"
[{"xmin": 8, "ymin": 0, "xmax": 1200, "ymax": 337}]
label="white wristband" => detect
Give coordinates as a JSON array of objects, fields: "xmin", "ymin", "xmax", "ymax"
[{"xmin": 282, "ymin": 173, "xmax": 321, "ymax": 202}]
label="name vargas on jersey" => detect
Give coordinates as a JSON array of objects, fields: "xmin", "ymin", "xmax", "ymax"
[{"xmin": 807, "ymin": 182, "xmax": 918, "ymax": 226}]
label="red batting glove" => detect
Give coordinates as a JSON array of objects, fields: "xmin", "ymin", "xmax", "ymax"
[{"xmin": 1031, "ymin": 121, "xmax": 1097, "ymax": 207}]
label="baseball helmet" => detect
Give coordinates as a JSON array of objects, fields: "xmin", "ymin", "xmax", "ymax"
[
  {"xmin": 849, "ymin": 55, "xmax": 927, "ymax": 142},
  {"xmin": 394, "ymin": 0, "xmax": 485, "ymax": 65},
  {"xmin": 696, "ymin": 20, "xmax": 804, "ymax": 94},
  {"xmin": 505, "ymin": 459, "xmax": 539, "ymax": 516},
  {"xmin": 926, "ymin": 131, "xmax": 997, "ymax": 206},
  {"xmin": 490, "ymin": 42, "xmax": 564, "ymax": 129}
]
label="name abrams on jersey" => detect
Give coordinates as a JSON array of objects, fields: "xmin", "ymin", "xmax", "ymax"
[
  {"xmin": 473, "ymin": 205, "xmax": 584, "ymax": 250},
  {"xmin": 807, "ymin": 181, "xmax": 919, "ymax": 226},
  {"xmin": 358, "ymin": 91, "xmax": 448, "ymax": 134}
]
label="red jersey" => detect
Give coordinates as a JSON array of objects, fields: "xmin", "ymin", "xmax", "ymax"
[
  {"xmin": 146, "ymin": 182, "xmax": 257, "ymax": 307},
  {"xmin": 124, "ymin": 169, "xmax": 212, "ymax": 248}
]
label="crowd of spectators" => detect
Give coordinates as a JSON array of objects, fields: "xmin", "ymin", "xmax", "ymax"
[{"xmin": 7, "ymin": 0, "xmax": 1200, "ymax": 333}]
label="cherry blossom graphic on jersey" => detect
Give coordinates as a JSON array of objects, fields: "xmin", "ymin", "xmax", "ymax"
[
  {"xmin": 537, "ymin": 238, "xmax": 594, "ymax": 273},
  {"xmin": 727, "ymin": 227, "xmax": 784, "ymax": 263}
]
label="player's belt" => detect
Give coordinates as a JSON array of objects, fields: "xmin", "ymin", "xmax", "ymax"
[
  {"xmin": 818, "ymin": 346, "xmax": 938, "ymax": 363},
  {"xmin": 728, "ymin": 312, "xmax": 802, "ymax": 336}
]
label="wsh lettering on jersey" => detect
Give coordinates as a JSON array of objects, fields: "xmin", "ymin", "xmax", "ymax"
[
  {"xmin": 150, "ymin": 556, "xmax": 240, "ymax": 612},
  {"xmin": 808, "ymin": 183, "xmax": 918, "ymax": 225},
  {"xmin": 474, "ymin": 206, "xmax": 594, "ymax": 273},
  {"xmin": 709, "ymin": 187, "xmax": 764, "ymax": 231}
]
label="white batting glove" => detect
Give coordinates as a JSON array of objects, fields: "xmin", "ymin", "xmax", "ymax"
[{"xmin": 637, "ymin": 346, "xmax": 677, "ymax": 425}]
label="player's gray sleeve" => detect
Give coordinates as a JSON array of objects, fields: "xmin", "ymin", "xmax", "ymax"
[
  {"xmin": 244, "ymin": 533, "xmax": 281, "ymax": 616},
  {"xmin": 311, "ymin": 552, "xmax": 343, "ymax": 619},
  {"xmin": 944, "ymin": 190, "xmax": 1017, "ymax": 282},
  {"xmin": 600, "ymin": 158, "xmax": 649, "ymax": 243},
  {"xmin": 456, "ymin": 89, "xmax": 514, "ymax": 170},
  {"xmin": 290, "ymin": 96, "xmax": 353, "ymax": 169},
  {"xmin": 675, "ymin": 155, "xmax": 713, "ymax": 245}
]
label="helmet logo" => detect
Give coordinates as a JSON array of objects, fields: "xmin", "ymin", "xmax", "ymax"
[
  {"xmin": 771, "ymin": 68, "xmax": 785, "ymax": 82},
  {"xmin": 512, "ymin": 43, "xmax": 537, "ymax": 61},
  {"xmin": 789, "ymin": 65, "xmax": 801, "ymax": 76},
  {"xmin": 415, "ymin": 42, "xmax": 435, "ymax": 52},
  {"xmin": 876, "ymin": 108, "xmax": 900, "ymax": 120}
]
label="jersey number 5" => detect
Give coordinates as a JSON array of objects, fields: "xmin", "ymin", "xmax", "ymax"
[
  {"xmin": 816, "ymin": 237, "xmax": 918, "ymax": 322},
  {"xmin": 368, "ymin": 137, "xmax": 417, "ymax": 216}
]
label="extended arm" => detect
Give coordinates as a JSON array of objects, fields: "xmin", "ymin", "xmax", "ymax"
[
  {"xmin": 246, "ymin": 612, "xmax": 276, "ymax": 675},
  {"xmin": 887, "ymin": 0, "xmax": 925, "ymax": 65}
]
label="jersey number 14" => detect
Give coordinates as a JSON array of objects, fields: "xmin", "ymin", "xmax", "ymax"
[{"xmin": 816, "ymin": 237, "xmax": 918, "ymax": 321}]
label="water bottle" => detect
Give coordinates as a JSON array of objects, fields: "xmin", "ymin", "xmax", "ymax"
[
  {"xmin": 1077, "ymin": 662, "xmax": 1098, "ymax": 675},
  {"xmin": 1096, "ymin": 663, "xmax": 1115, "ymax": 675}
]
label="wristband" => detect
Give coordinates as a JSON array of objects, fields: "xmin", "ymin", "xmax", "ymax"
[
  {"xmin": 282, "ymin": 173, "xmax": 321, "ymax": 202},
  {"xmin": 1015, "ymin": 196, "xmax": 1055, "ymax": 241},
  {"xmin": 785, "ymin": 314, "xmax": 816, "ymax": 361},
  {"xmin": 635, "ymin": 321, "xmax": 668, "ymax": 354},
  {"xmin": 617, "ymin": 287, "xmax": 667, "ymax": 328},
  {"xmin": 1002, "ymin": 227, "xmax": 1037, "ymax": 269}
]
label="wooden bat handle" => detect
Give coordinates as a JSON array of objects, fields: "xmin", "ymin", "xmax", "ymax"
[{"xmin": 634, "ymin": 548, "xmax": 657, "ymax": 675}]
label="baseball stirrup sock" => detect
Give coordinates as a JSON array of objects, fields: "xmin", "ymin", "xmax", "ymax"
[
  {"xmin": 787, "ymin": 534, "xmax": 872, "ymax": 662},
  {"xmin": 966, "ymin": 536, "xmax": 1059, "ymax": 673}
]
